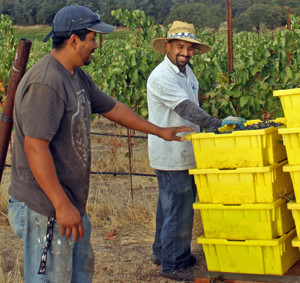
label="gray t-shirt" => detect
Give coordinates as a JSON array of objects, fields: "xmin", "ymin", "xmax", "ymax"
[{"xmin": 9, "ymin": 54, "xmax": 116, "ymax": 217}]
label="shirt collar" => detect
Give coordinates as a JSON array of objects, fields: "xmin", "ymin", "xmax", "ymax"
[{"xmin": 164, "ymin": 55, "xmax": 186, "ymax": 77}]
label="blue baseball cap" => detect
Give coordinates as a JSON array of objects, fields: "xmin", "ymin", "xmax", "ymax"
[{"xmin": 43, "ymin": 5, "xmax": 115, "ymax": 42}]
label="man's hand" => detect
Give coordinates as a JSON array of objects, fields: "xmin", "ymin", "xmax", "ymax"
[
  {"xmin": 222, "ymin": 116, "xmax": 246, "ymax": 127},
  {"xmin": 55, "ymin": 200, "xmax": 84, "ymax": 242},
  {"xmin": 158, "ymin": 125, "xmax": 194, "ymax": 141}
]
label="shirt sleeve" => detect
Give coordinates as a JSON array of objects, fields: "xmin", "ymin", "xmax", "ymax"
[
  {"xmin": 21, "ymin": 83, "xmax": 65, "ymax": 141},
  {"xmin": 90, "ymin": 86, "xmax": 116, "ymax": 114},
  {"xmin": 79, "ymin": 70, "xmax": 116, "ymax": 114},
  {"xmin": 174, "ymin": 99, "xmax": 222, "ymax": 128}
]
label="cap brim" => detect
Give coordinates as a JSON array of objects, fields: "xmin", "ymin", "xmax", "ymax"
[
  {"xmin": 152, "ymin": 38, "xmax": 210, "ymax": 55},
  {"xmin": 87, "ymin": 22, "xmax": 115, "ymax": 34}
]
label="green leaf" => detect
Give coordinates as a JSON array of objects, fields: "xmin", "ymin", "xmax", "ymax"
[
  {"xmin": 141, "ymin": 108, "xmax": 148, "ymax": 118},
  {"xmin": 131, "ymin": 56, "xmax": 137, "ymax": 66},
  {"xmin": 240, "ymin": 95, "xmax": 250, "ymax": 108},
  {"xmin": 111, "ymin": 68, "xmax": 123, "ymax": 74}
]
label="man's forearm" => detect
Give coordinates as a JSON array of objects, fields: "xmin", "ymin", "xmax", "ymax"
[
  {"xmin": 174, "ymin": 99, "xmax": 221, "ymax": 128},
  {"xmin": 24, "ymin": 136, "xmax": 70, "ymax": 210},
  {"xmin": 102, "ymin": 101, "xmax": 194, "ymax": 141},
  {"xmin": 102, "ymin": 101, "xmax": 160, "ymax": 134}
]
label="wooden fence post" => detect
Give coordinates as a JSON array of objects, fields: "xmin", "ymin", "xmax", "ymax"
[
  {"xmin": 227, "ymin": 0, "xmax": 234, "ymax": 82},
  {"xmin": 287, "ymin": 7, "xmax": 291, "ymax": 66},
  {"xmin": 287, "ymin": 7, "xmax": 291, "ymax": 31},
  {"xmin": 0, "ymin": 38, "xmax": 32, "ymax": 183}
]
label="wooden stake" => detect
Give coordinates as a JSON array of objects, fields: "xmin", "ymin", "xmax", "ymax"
[{"xmin": 0, "ymin": 39, "xmax": 32, "ymax": 182}]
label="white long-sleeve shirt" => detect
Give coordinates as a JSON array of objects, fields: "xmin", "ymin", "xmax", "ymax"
[{"xmin": 147, "ymin": 55, "xmax": 200, "ymax": 170}]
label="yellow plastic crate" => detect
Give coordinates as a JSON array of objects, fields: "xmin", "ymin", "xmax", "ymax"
[
  {"xmin": 189, "ymin": 160, "xmax": 292, "ymax": 204},
  {"xmin": 198, "ymin": 229, "xmax": 300, "ymax": 275},
  {"xmin": 193, "ymin": 199, "xmax": 294, "ymax": 240},
  {"xmin": 283, "ymin": 164, "xmax": 300, "ymax": 202},
  {"xmin": 185, "ymin": 122, "xmax": 286, "ymax": 169},
  {"xmin": 291, "ymin": 236, "xmax": 300, "ymax": 251},
  {"xmin": 278, "ymin": 127, "xmax": 300, "ymax": 165},
  {"xmin": 287, "ymin": 202, "xmax": 300, "ymax": 238},
  {"xmin": 273, "ymin": 88, "xmax": 300, "ymax": 128}
]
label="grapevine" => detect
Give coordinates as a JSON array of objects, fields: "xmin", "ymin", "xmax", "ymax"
[
  {"xmin": 1, "ymin": 11, "xmax": 300, "ymax": 120},
  {"xmin": 0, "ymin": 14, "xmax": 17, "ymax": 106}
]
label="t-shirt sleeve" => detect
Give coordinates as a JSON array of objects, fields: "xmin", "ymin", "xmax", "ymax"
[
  {"xmin": 21, "ymin": 83, "xmax": 65, "ymax": 141},
  {"xmin": 81, "ymin": 71, "xmax": 116, "ymax": 114},
  {"xmin": 90, "ymin": 86, "xmax": 116, "ymax": 114}
]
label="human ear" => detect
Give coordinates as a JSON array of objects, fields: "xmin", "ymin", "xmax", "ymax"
[
  {"xmin": 165, "ymin": 42, "xmax": 171, "ymax": 53},
  {"xmin": 69, "ymin": 34, "xmax": 79, "ymax": 48}
]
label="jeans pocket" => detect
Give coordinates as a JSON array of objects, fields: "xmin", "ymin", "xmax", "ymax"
[{"xmin": 8, "ymin": 196, "xmax": 26, "ymax": 240}]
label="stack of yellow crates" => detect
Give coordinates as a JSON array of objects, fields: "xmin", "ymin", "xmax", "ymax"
[
  {"xmin": 185, "ymin": 117, "xmax": 300, "ymax": 275},
  {"xmin": 274, "ymin": 88, "xmax": 300, "ymax": 253}
]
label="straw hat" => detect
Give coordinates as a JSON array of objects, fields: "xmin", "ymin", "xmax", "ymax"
[{"xmin": 152, "ymin": 21, "xmax": 210, "ymax": 55}]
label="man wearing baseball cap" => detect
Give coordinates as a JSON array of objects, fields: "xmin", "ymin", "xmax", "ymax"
[
  {"xmin": 147, "ymin": 21, "xmax": 245, "ymax": 281},
  {"xmin": 7, "ymin": 6, "xmax": 193, "ymax": 282}
]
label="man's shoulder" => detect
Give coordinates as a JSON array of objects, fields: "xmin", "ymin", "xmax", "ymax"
[
  {"xmin": 27, "ymin": 55, "xmax": 67, "ymax": 84},
  {"xmin": 26, "ymin": 54, "xmax": 48, "ymax": 73},
  {"xmin": 27, "ymin": 55, "xmax": 55, "ymax": 76},
  {"xmin": 149, "ymin": 60, "xmax": 174, "ymax": 80}
]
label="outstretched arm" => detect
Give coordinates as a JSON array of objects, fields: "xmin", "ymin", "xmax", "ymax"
[
  {"xmin": 102, "ymin": 101, "xmax": 193, "ymax": 141},
  {"xmin": 174, "ymin": 99, "xmax": 222, "ymax": 128},
  {"xmin": 174, "ymin": 99, "xmax": 246, "ymax": 128}
]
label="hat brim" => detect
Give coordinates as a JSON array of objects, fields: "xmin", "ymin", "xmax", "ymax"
[
  {"xmin": 151, "ymin": 38, "xmax": 210, "ymax": 55},
  {"xmin": 87, "ymin": 22, "xmax": 115, "ymax": 34},
  {"xmin": 43, "ymin": 22, "xmax": 116, "ymax": 42}
]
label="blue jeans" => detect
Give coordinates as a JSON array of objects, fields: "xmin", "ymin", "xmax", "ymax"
[
  {"xmin": 8, "ymin": 196, "xmax": 94, "ymax": 283},
  {"xmin": 153, "ymin": 170, "xmax": 196, "ymax": 274}
]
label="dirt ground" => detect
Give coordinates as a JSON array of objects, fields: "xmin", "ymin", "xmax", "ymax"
[{"xmin": 0, "ymin": 118, "xmax": 206, "ymax": 283}]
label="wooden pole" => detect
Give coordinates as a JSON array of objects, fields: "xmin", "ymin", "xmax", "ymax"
[
  {"xmin": 227, "ymin": 0, "xmax": 234, "ymax": 75},
  {"xmin": 127, "ymin": 128, "xmax": 134, "ymax": 200},
  {"xmin": 100, "ymin": 33, "xmax": 103, "ymax": 50},
  {"xmin": 287, "ymin": 7, "xmax": 291, "ymax": 31},
  {"xmin": 287, "ymin": 7, "xmax": 291, "ymax": 66},
  {"xmin": 0, "ymin": 38, "xmax": 32, "ymax": 182}
]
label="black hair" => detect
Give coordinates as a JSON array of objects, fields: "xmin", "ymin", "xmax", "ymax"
[{"xmin": 52, "ymin": 29, "xmax": 92, "ymax": 49}]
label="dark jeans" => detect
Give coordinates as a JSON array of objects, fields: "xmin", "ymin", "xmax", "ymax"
[{"xmin": 153, "ymin": 170, "xmax": 196, "ymax": 274}]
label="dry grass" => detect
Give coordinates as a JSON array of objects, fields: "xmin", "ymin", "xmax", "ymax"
[
  {"xmin": 0, "ymin": 255, "xmax": 5, "ymax": 283},
  {"xmin": 0, "ymin": 144, "xmax": 11, "ymax": 217},
  {"xmin": 0, "ymin": 118, "xmax": 204, "ymax": 282},
  {"xmin": 0, "ymin": 182, "xmax": 9, "ymax": 217}
]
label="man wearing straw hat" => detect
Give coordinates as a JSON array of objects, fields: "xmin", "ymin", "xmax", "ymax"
[
  {"xmin": 7, "ymin": 6, "xmax": 195, "ymax": 283},
  {"xmin": 147, "ymin": 21, "xmax": 245, "ymax": 281}
]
